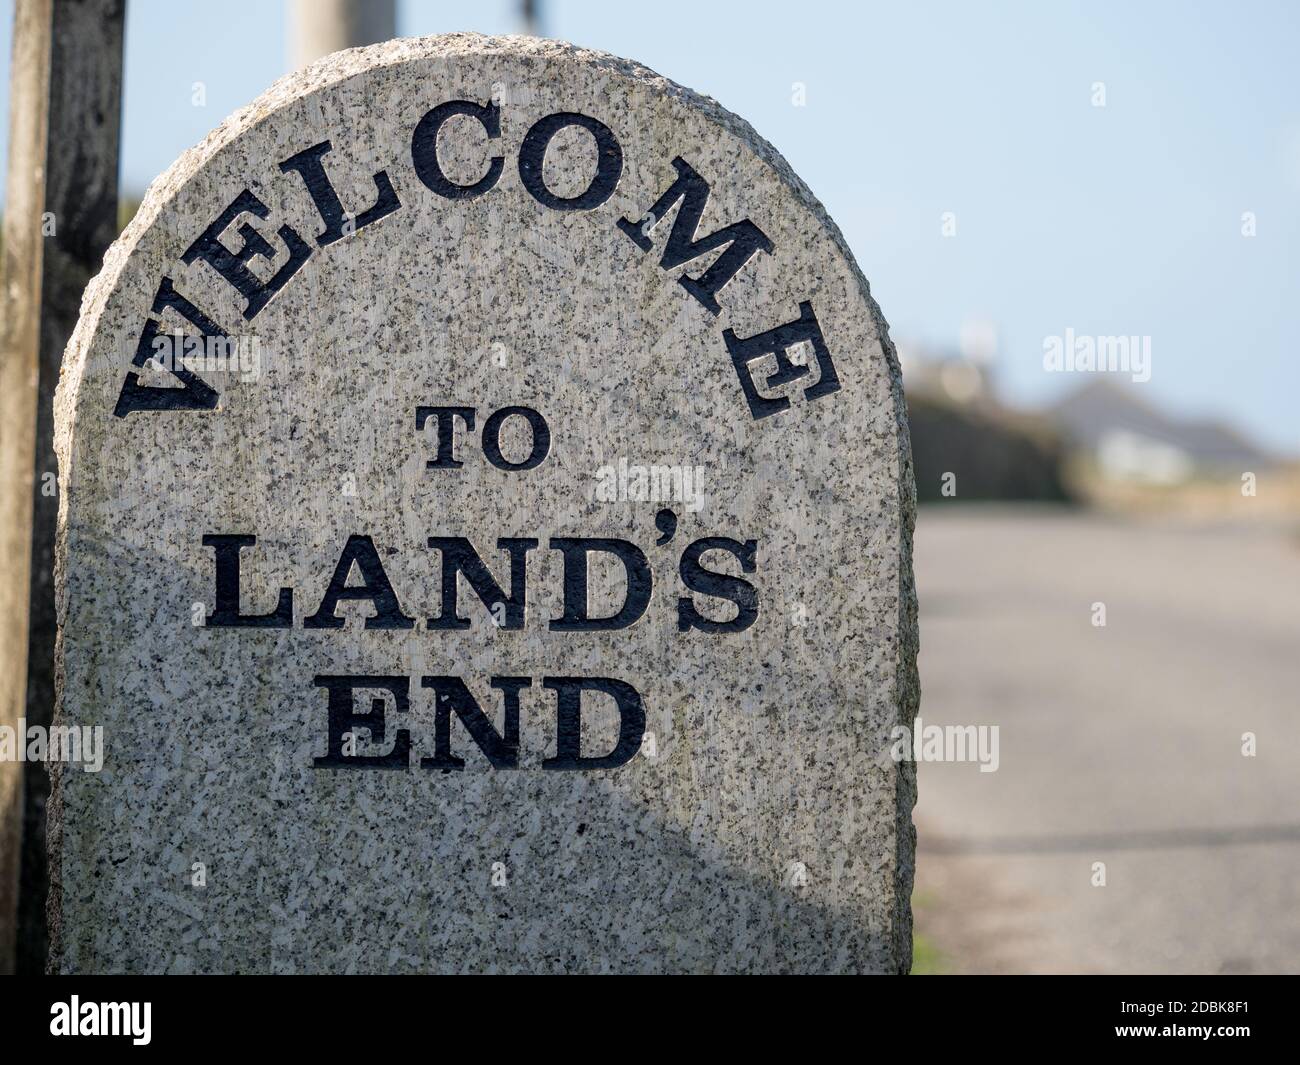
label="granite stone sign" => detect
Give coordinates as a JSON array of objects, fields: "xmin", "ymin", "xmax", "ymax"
[{"xmin": 51, "ymin": 35, "xmax": 918, "ymax": 973}]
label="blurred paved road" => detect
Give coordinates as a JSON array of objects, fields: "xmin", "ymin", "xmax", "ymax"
[{"xmin": 912, "ymin": 506, "xmax": 1300, "ymax": 974}]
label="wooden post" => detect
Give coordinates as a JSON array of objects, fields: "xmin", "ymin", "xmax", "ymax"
[
  {"xmin": 291, "ymin": 0, "xmax": 394, "ymax": 68},
  {"xmin": 0, "ymin": 0, "xmax": 123, "ymax": 974},
  {"xmin": 521, "ymin": 0, "xmax": 541, "ymax": 36}
]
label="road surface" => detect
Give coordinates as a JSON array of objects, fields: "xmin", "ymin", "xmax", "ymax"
[{"xmin": 911, "ymin": 505, "xmax": 1300, "ymax": 974}]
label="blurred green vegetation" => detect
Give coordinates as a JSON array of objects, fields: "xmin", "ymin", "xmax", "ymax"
[
  {"xmin": 909, "ymin": 392, "xmax": 1073, "ymax": 504},
  {"xmin": 912, "ymin": 931, "xmax": 945, "ymax": 975},
  {"xmin": 117, "ymin": 197, "xmax": 141, "ymax": 232}
]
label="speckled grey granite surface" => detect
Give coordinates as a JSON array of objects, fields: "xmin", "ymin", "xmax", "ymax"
[{"xmin": 51, "ymin": 34, "xmax": 918, "ymax": 973}]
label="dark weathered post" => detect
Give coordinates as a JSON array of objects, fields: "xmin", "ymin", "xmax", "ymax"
[{"xmin": 0, "ymin": 0, "xmax": 123, "ymax": 974}]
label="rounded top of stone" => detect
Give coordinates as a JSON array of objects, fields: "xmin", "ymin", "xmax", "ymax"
[
  {"xmin": 151, "ymin": 33, "xmax": 820, "ymax": 233},
  {"xmin": 58, "ymin": 33, "xmax": 892, "ymax": 443}
]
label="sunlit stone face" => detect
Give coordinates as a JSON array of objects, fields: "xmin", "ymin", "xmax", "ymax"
[{"xmin": 52, "ymin": 34, "xmax": 917, "ymax": 974}]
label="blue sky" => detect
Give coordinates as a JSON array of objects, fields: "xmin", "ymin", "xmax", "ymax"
[{"xmin": 2, "ymin": 0, "xmax": 1296, "ymax": 452}]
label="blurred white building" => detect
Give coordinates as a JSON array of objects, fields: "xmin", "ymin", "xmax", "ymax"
[{"xmin": 1050, "ymin": 380, "xmax": 1273, "ymax": 485}]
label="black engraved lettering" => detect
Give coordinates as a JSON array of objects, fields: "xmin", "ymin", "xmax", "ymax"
[
  {"xmin": 481, "ymin": 405, "xmax": 550, "ymax": 471},
  {"xmin": 426, "ymin": 537, "xmax": 538, "ymax": 630},
  {"xmin": 180, "ymin": 189, "xmax": 311, "ymax": 320},
  {"xmin": 617, "ymin": 157, "xmax": 773, "ymax": 315},
  {"xmin": 112, "ymin": 278, "xmax": 223, "ymax": 417},
  {"xmin": 420, "ymin": 675, "xmax": 530, "ymax": 770},
  {"xmin": 411, "ymin": 99, "xmax": 505, "ymax": 200},
  {"xmin": 723, "ymin": 301, "xmax": 841, "ymax": 418},
  {"xmin": 313, "ymin": 675, "xmax": 410, "ymax": 769},
  {"xmin": 542, "ymin": 677, "xmax": 645, "ymax": 771},
  {"xmin": 202, "ymin": 534, "xmax": 293, "ymax": 627},
  {"xmin": 549, "ymin": 538, "xmax": 651, "ymax": 631},
  {"xmin": 279, "ymin": 140, "xmax": 400, "ymax": 245},
  {"xmin": 677, "ymin": 537, "xmax": 759, "ymax": 633},
  {"xmin": 303, "ymin": 535, "xmax": 416, "ymax": 630},
  {"xmin": 519, "ymin": 112, "xmax": 622, "ymax": 211}
]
